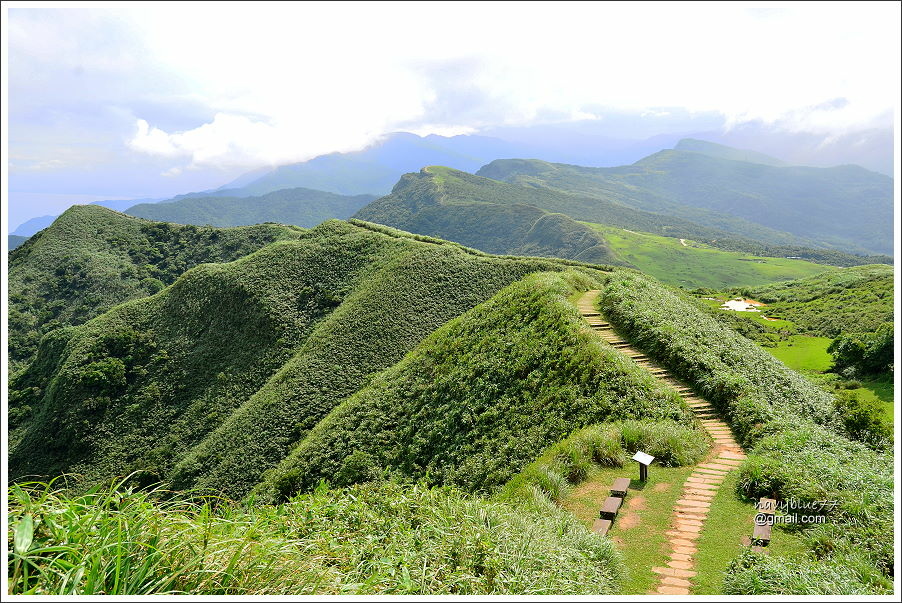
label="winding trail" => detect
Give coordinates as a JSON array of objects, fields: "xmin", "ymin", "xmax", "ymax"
[{"xmin": 577, "ymin": 290, "xmax": 746, "ymax": 595}]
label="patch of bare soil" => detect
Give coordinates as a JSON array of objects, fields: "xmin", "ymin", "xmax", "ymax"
[{"xmin": 652, "ymin": 482, "xmax": 671, "ymax": 492}]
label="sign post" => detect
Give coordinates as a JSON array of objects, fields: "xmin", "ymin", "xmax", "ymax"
[{"xmin": 632, "ymin": 451, "xmax": 654, "ymax": 482}]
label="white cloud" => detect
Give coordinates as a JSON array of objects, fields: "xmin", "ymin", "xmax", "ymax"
[{"xmin": 10, "ymin": 2, "xmax": 901, "ymax": 170}]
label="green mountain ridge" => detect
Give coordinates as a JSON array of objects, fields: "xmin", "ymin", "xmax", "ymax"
[
  {"xmin": 353, "ymin": 166, "xmax": 797, "ymax": 264},
  {"xmin": 7, "ymin": 205, "xmax": 305, "ymax": 371},
  {"xmin": 477, "ymin": 152, "xmax": 893, "ymax": 255},
  {"xmin": 674, "ymin": 138, "xmax": 787, "ymax": 166},
  {"xmin": 10, "ymin": 219, "xmax": 600, "ymax": 495},
  {"xmin": 353, "ymin": 167, "xmax": 623, "ymax": 265},
  {"xmin": 125, "ymin": 187, "xmax": 377, "ymax": 228}
]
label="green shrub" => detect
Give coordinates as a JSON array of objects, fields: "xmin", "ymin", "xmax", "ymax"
[{"xmin": 498, "ymin": 420, "xmax": 708, "ymax": 504}]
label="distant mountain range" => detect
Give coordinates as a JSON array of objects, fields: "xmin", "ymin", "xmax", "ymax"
[
  {"xmin": 478, "ymin": 151, "xmax": 893, "ymax": 255},
  {"xmin": 125, "ymin": 188, "xmax": 377, "ymax": 228},
  {"xmin": 9, "ymin": 137, "xmax": 893, "ymax": 260}
]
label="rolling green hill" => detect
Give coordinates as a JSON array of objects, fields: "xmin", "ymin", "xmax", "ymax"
[
  {"xmin": 585, "ymin": 223, "xmax": 829, "ymax": 289},
  {"xmin": 125, "ymin": 187, "xmax": 376, "ymax": 228},
  {"xmin": 737, "ymin": 265, "xmax": 893, "ymax": 338},
  {"xmin": 352, "ymin": 166, "xmax": 792, "ymax": 265},
  {"xmin": 9, "ymin": 219, "xmax": 595, "ymax": 494},
  {"xmin": 478, "ymin": 152, "xmax": 893, "ymax": 255},
  {"xmin": 7, "ymin": 205, "xmax": 304, "ymax": 371},
  {"xmin": 255, "ymin": 270, "xmax": 693, "ymax": 500},
  {"xmin": 673, "ymin": 138, "xmax": 787, "ymax": 166},
  {"xmin": 353, "ymin": 167, "xmax": 622, "ymax": 264}
]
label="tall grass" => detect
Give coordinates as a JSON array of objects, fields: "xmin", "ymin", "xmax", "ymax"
[
  {"xmin": 498, "ymin": 420, "xmax": 709, "ymax": 503},
  {"xmin": 8, "ymin": 476, "xmax": 622, "ymax": 595}
]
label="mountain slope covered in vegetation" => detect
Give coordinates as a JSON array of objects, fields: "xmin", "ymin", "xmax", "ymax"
[
  {"xmin": 125, "ymin": 187, "xmax": 376, "ymax": 228},
  {"xmin": 595, "ymin": 270, "xmax": 892, "ymax": 594},
  {"xmin": 9, "ymin": 219, "xmax": 594, "ymax": 496},
  {"xmin": 7, "ymin": 205, "xmax": 304, "ymax": 370},
  {"xmin": 354, "ymin": 167, "xmax": 624, "ymax": 264},
  {"xmin": 738, "ymin": 265, "xmax": 893, "ymax": 338},
  {"xmin": 256, "ymin": 270, "xmax": 694, "ymax": 500},
  {"xmin": 478, "ymin": 152, "xmax": 893, "ymax": 254}
]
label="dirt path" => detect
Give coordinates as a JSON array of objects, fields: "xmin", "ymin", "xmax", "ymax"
[
  {"xmin": 577, "ymin": 290, "xmax": 746, "ymax": 595},
  {"xmin": 679, "ymin": 238, "xmax": 688, "ymax": 247}
]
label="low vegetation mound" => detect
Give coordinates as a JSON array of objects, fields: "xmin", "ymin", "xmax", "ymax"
[
  {"xmin": 257, "ymin": 271, "xmax": 692, "ymax": 500},
  {"xmin": 125, "ymin": 187, "xmax": 376, "ymax": 228},
  {"xmin": 7, "ymin": 205, "xmax": 304, "ymax": 371}
]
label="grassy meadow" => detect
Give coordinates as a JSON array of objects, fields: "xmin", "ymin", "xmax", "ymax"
[{"xmin": 585, "ymin": 223, "xmax": 828, "ymax": 289}]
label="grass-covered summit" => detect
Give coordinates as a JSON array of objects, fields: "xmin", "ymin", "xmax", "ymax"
[
  {"xmin": 7, "ymin": 205, "xmax": 304, "ymax": 370},
  {"xmin": 354, "ymin": 167, "xmax": 622, "ymax": 265},
  {"xmin": 478, "ymin": 152, "xmax": 893, "ymax": 255}
]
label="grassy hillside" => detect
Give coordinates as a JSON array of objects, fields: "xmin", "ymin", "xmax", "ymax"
[
  {"xmin": 9, "ymin": 220, "xmax": 588, "ymax": 496},
  {"xmin": 595, "ymin": 271, "xmax": 892, "ymax": 593},
  {"xmin": 7, "ymin": 205, "xmax": 304, "ymax": 370},
  {"xmin": 125, "ymin": 187, "xmax": 376, "ymax": 228},
  {"xmin": 478, "ymin": 153, "xmax": 893, "ymax": 255},
  {"xmin": 9, "ymin": 479, "xmax": 621, "ymax": 595},
  {"xmin": 585, "ymin": 223, "xmax": 828, "ymax": 288},
  {"xmin": 256, "ymin": 271, "xmax": 692, "ymax": 500},
  {"xmin": 353, "ymin": 166, "xmax": 781, "ymax": 265},
  {"xmin": 738, "ymin": 265, "xmax": 893, "ymax": 338}
]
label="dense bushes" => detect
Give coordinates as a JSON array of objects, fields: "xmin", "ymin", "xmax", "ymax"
[
  {"xmin": 597, "ymin": 270, "xmax": 839, "ymax": 442},
  {"xmin": 828, "ymin": 322, "xmax": 893, "ymax": 377},
  {"xmin": 256, "ymin": 271, "xmax": 692, "ymax": 500},
  {"xmin": 8, "ymin": 478, "xmax": 622, "ymax": 595},
  {"xmin": 498, "ymin": 421, "xmax": 709, "ymax": 503}
]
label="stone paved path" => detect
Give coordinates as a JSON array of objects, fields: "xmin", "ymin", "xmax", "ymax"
[{"xmin": 577, "ymin": 290, "xmax": 746, "ymax": 595}]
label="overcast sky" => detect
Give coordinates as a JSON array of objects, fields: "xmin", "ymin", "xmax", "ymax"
[{"xmin": 3, "ymin": 1, "xmax": 900, "ymax": 229}]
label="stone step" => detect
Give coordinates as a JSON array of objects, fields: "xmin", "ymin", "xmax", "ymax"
[
  {"xmin": 661, "ymin": 575, "xmax": 693, "ymax": 587},
  {"xmin": 652, "ymin": 566, "xmax": 697, "ymax": 579}
]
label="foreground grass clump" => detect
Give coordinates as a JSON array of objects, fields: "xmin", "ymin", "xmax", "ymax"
[
  {"xmin": 498, "ymin": 421, "xmax": 709, "ymax": 503},
  {"xmin": 258, "ymin": 271, "xmax": 691, "ymax": 500},
  {"xmin": 723, "ymin": 550, "xmax": 891, "ymax": 595},
  {"xmin": 8, "ymin": 478, "xmax": 621, "ymax": 595}
]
